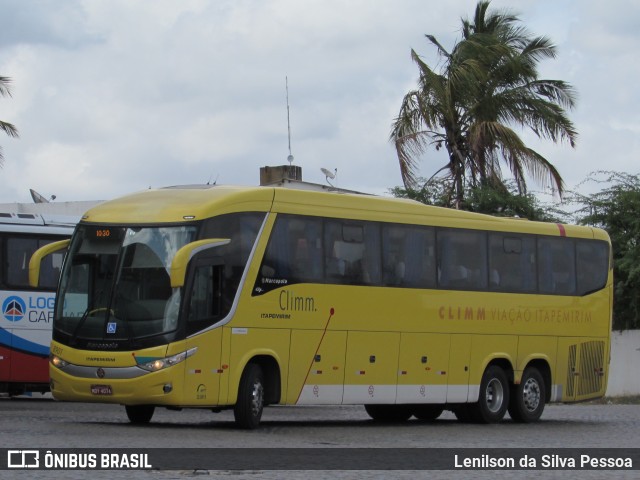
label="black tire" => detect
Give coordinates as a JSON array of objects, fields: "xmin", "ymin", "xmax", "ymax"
[
  {"xmin": 469, "ymin": 365, "xmax": 509, "ymax": 423},
  {"xmin": 125, "ymin": 405, "xmax": 155, "ymax": 424},
  {"xmin": 453, "ymin": 405, "xmax": 475, "ymax": 423},
  {"xmin": 508, "ymin": 367, "xmax": 546, "ymax": 423},
  {"xmin": 234, "ymin": 363, "xmax": 265, "ymax": 429},
  {"xmin": 364, "ymin": 405, "xmax": 412, "ymax": 422},
  {"xmin": 412, "ymin": 405, "xmax": 444, "ymax": 421}
]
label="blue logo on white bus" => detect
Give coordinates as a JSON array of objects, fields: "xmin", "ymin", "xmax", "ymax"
[{"xmin": 3, "ymin": 296, "xmax": 26, "ymax": 322}]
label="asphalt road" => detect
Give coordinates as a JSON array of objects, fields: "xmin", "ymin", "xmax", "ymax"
[{"xmin": 1, "ymin": 397, "xmax": 639, "ymax": 479}]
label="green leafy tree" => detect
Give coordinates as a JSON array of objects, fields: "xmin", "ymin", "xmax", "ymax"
[
  {"xmin": 391, "ymin": 178, "xmax": 559, "ymax": 222},
  {"xmin": 575, "ymin": 171, "xmax": 640, "ymax": 330},
  {"xmin": 390, "ymin": 0, "xmax": 577, "ymax": 207},
  {"xmin": 389, "ymin": 177, "xmax": 454, "ymax": 208},
  {"xmin": 0, "ymin": 76, "xmax": 19, "ymax": 164}
]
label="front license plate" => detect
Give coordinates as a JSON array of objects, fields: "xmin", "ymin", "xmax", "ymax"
[{"xmin": 91, "ymin": 384, "xmax": 113, "ymax": 395}]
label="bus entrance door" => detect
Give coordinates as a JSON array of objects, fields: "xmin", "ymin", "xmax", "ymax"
[{"xmin": 182, "ymin": 328, "xmax": 223, "ymax": 406}]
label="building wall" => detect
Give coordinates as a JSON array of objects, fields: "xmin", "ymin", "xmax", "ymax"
[{"xmin": 607, "ymin": 329, "xmax": 640, "ymax": 396}]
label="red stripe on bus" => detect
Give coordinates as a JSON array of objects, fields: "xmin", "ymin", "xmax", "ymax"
[{"xmin": 557, "ymin": 224, "xmax": 567, "ymax": 237}]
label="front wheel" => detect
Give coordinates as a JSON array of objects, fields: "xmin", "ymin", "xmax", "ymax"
[
  {"xmin": 508, "ymin": 367, "xmax": 546, "ymax": 423},
  {"xmin": 470, "ymin": 365, "xmax": 509, "ymax": 423},
  {"xmin": 234, "ymin": 363, "xmax": 265, "ymax": 429},
  {"xmin": 125, "ymin": 405, "xmax": 155, "ymax": 424}
]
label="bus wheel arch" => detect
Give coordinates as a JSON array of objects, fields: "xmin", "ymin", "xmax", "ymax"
[
  {"xmin": 530, "ymin": 359, "xmax": 552, "ymax": 404},
  {"xmin": 248, "ymin": 354, "xmax": 281, "ymax": 405},
  {"xmin": 233, "ymin": 355, "xmax": 281, "ymax": 429}
]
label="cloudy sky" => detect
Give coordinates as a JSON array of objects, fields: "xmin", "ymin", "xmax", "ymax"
[{"xmin": 0, "ymin": 0, "xmax": 637, "ymax": 204}]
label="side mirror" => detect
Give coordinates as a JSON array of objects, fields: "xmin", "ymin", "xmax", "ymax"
[
  {"xmin": 29, "ymin": 239, "xmax": 71, "ymax": 288},
  {"xmin": 170, "ymin": 238, "xmax": 230, "ymax": 288}
]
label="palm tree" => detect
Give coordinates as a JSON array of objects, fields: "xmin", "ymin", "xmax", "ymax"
[
  {"xmin": 0, "ymin": 76, "xmax": 19, "ymax": 165},
  {"xmin": 391, "ymin": 1, "xmax": 577, "ymax": 207}
]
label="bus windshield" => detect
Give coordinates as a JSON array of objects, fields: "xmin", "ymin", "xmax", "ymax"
[{"xmin": 55, "ymin": 224, "xmax": 198, "ymax": 346}]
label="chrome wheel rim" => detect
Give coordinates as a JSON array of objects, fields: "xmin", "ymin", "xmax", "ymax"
[
  {"xmin": 485, "ymin": 378, "xmax": 504, "ymax": 413},
  {"xmin": 251, "ymin": 380, "xmax": 264, "ymax": 417},
  {"xmin": 522, "ymin": 377, "xmax": 541, "ymax": 412}
]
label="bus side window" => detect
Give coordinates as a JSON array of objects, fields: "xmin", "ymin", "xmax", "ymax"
[
  {"xmin": 576, "ymin": 240, "xmax": 609, "ymax": 295},
  {"xmin": 324, "ymin": 220, "xmax": 381, "ymax": 286},
  {"xmin": 289, "ymin": 217, "xmax": 323, "ymax": 281},
  {"xmin": 325, "ymin": 221, "xmax": 357, "ymax": 283},
  {"xmin": 437, "ymin": 230, "xmax": 487, "ymax": 290},
  {"xmin": 382, "ymin": 224, "xmax": 435, "ymax": 288},
  {"xmin": 538, "ymin": 238, "xmax": 576, "ymax": 295},
  {"xmin": 5, "ymin": 236, "xmax": 63, "ymax": 290},
  {"xmin": 186, "ymin": 263, "xmax": 224, "ymax": 335},
  {"xmin": 257, "ymin": 214, "xmax": 323, "ymax": 294},
  {"xmin": 203, "ymin": 212, "xmax": 265, "ymax": 295},
  {"xmin": 261, "ymin": 216, "xmax": 292, "ymax": 279},
  {"xmin": 6, "ymin": 237, "xmax": 38, "ymax": 288},
  {"xmin": 489, "ymin": 234, "xmax": 537, "ymax": 293}
]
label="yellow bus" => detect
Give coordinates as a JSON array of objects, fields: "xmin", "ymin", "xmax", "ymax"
[{"xmin": 30, "ymin": 185, "xmax": 612, "ymax": 428}]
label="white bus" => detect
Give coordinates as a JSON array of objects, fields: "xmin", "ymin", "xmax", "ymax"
[{"xmin": 0, "ymin": 211, "xmax": 78, "ymax": 395}]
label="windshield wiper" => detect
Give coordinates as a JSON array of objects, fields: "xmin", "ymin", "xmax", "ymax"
[{"xmin": 70, "ymin": 307, "xmax": 113, "ymax": 344}]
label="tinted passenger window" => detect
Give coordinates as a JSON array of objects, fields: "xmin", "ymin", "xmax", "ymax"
[
  {"xmin": 186, "ymin": 264, "xmax": 223, "ymax": 335},
  {"xmin": 256, "ymin": 214, "xmax": 383, "ymax": 293},
  {"xmin": 259, "ymin": 215, "xmax": 323, "ymax": 288},
  {"xmin": 382, "ymin": 224, "xmax": 435, "ymax": 288},
  {"xmin": 576, "ymin": 240, "xmax": 609, "ymax": 295},
  {"xmin": 201, "ymin": 212, "xmax": 265, "ymax": 298},
  {"xmin": 489, "ymin": 234, "xmax": 536, "ymax": 293},
  {"xmin": 5, "ymin": 236, "xmax": 65, "ymax": 290},
  {"xmin": 255, "ymin": 213, "xmax": 608, "ymax": 298},
  {"xmin": 437, "ymin": 230, "xmax": 487, "ymax": 290},
  {"xmin": 538, "ymin": 238, "xmax": 575, "ymax": 295},
  {"xmin": 324, "ymin": 220, "xmax": 381, "ymax": 285}
]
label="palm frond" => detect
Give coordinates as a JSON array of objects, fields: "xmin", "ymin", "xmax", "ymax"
[
  {"xmin": 0, "ymin": 76, "xmax": 13, "ymax": 97},
  {"xmin": 0, "ymin": 120, "xmax": 18, "ymax": 138}
]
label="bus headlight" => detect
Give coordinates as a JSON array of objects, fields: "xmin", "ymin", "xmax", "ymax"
[
  {"xmin": 137, "ymin": 348, "xmax": 197, "ymax": 372},
  {"xmin": 50, "ymin": 354, "xmax": 69, "ymax": 369}
]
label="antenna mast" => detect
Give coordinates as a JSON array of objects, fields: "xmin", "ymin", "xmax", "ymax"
[{"xmin": 286, "ymin": 76, "xmax": 294, "ymax": 165}]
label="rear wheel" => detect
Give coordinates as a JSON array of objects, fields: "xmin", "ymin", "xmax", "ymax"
[
  {"xmin": 125, "ymin": 405, "xmax": 155, "ymax": 424},
  {"xmin": 234, "ymin": 363, "xmax": 265, "ymax": 429},
  {"xmin": 508, "ymin": 367, "xmax": 546, "ymax": 423},
  {"xmin": 412, "ymin": 405, "xmax": 444, "ymax": 421},
  {"xmin": 364, "ymin": 405, "xmax": 412, "ymax": 422},
  {"xmin": 469, "ymin": 365, "xmax": 509, "ymax": 423}
]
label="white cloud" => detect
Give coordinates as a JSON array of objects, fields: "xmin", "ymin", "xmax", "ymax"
[{"xmin": 0, "ymin": 0, "xmax": 637, "ymax": 204}]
